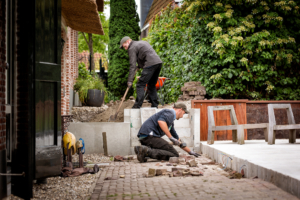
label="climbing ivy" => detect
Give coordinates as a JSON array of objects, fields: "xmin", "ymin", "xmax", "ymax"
[{"xmin": 147, "ymin": 0, "xmax": 300, "ymax": 103}]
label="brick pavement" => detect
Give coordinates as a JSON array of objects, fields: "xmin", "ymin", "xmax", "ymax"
[{"xmin": 91, "ymin": 156, "xmax": 299, "ymax": 200}]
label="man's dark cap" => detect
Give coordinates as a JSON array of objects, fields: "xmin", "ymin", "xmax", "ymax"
[
  {"xmin": 119, "ymin": 36, "xmax": 131, "ymax": 48},
  {"xmin": 174, "ymin": 103, "xmax": 189, "ymax": 114}
]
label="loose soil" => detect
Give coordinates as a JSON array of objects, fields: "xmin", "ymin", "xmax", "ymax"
[{"xmin": 90, "ymin": 100, "xmax": 135, "ymax": 122}]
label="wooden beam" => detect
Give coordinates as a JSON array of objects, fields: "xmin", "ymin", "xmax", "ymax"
[
  {"xmin": 211, "ymin": 125, "xmax": 239, "ymax": 131},
  {"xmin": 274, "ymin": 124, "xmax": 300, "ymax": 130},
  {"xmin": 243, "ymin": 123, "xmax": 268, "ymax": 129}
]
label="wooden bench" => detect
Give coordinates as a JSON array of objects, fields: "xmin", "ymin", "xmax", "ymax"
[
  {"xmin": 207, "ymin": 105, "xmax": 269, "ymax": 145},
  {"xmin": 268, "ymin": 104, "xmax": 300, "ymax": 145}
]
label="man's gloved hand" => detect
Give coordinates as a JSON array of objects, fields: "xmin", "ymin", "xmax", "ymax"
[
  {"xmin": 127, "ymin": 82, "xmax": 133, "ymax": 88},
  {"xmin": 179, "ymin": 138, "xmax": 187, "ymax": 148},
  {"xmin": 169, "ymin": 137, "xmax": 180, "ymax": 146},
  {"xmin": 189, "ymin": 150, "xmax": 201, "ymax": 157}
]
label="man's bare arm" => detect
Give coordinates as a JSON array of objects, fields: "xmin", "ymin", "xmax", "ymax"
[
  {"xmin": 158, "ymin": 120, "xmax": 181, "ymax": 145},
  {"xmin": 158, "ymin": 121, "xmax": 172, "ymax": 138}
]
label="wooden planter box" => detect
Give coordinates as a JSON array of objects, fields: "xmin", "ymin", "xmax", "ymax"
[{"xmin": 192, "ymin": 100, "xmax": 300, "ymax": 141}]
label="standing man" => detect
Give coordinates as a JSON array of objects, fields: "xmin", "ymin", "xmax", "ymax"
[
  {"xmin": 120, "ymin": 36, "xmax": 162, "ymax": 109},
  {"xmin": 134, "ymin": 103, "xmax": 201, "ymax": 163}
]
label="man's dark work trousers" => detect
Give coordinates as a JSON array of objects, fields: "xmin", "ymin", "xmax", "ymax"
[
  {"xmin": 139, "ymin": 136, "xmax": 179, "ymax": 161},
  {"xmin": 134, "ymin": 64, "xmax": 162, "ymax": 108}
]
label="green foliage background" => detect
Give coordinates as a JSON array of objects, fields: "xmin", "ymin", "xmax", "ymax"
[
  {"xmin": 147, "ymin": 0, "xmax": 300, "ymax": 103},
  {"xmin": 108, "ymin": 0, "xmax": 141, "ymax": 97}
]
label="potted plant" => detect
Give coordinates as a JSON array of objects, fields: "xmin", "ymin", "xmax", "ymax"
[{"xmin": 74, "ymin": 63, "xmax": 106, "ymax": 107}]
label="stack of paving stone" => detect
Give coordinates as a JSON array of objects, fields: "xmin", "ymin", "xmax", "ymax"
[{"xmin": 178, "ymin": 81, "xmax": 206, "ymax": 101}]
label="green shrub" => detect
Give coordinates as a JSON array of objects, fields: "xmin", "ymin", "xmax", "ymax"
[
  {"xmin": 147, "ymin": 0, "xmax": 300, "ymax": 103},
  {"xmin": 74, "ymin": 63, "xmax": 106, "ymax": 103},
  {"xmin": 108, "ymin": 0, "xmax": 141, "ymax": 98}
]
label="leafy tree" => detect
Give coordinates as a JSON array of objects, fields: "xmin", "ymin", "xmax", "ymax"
[
  {"xmin": 108, "ymin": 0, "xmax": 141, "ymax": 97},
  {"xmin": 147, "ymin": 0, "xmax": 300, "ymax": 103},
  {"xmin": 78, "ymin": 1, "xmax": 110, "ymax": 71}
]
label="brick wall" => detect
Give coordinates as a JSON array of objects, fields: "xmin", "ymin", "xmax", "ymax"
[
  {"xmin": 0, "ymin": 0, "xmax": 6, "ymax": 151},
  {"xmin": 247, "ymin": 103, "xmax": 300, "ymax": 140},
  {"xmin": 78, "ymin": 51, "xmax": 106, "ymax": 70},
  {"xmin": 61, "ymin": 27, "xmax": 78, "ymax": 115}
]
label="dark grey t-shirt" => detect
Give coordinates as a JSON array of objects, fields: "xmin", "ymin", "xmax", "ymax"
[{"xmin": 137, "ymin": 109, "xmax": 179, "ymax": 139}]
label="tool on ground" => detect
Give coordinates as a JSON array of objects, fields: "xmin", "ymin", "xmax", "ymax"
[
  {"xmin": 63, "ymin": 132, "xmax": 76, "ymax": 164},
  {"xmin": 168, "ymin": 138, "xmax": 187, "ymax": 148},
  {"xmin": 109, "ymin": 69, "xmax": 138, "ymax": 122}
]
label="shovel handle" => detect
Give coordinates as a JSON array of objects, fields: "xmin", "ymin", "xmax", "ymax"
[
  {"xmin": 115, "ymin": 87, "xmax": 130, "ymax": 115},
  {"xmin": 113, "ymin": 69, "xmax": 138, "ymax": 118}
]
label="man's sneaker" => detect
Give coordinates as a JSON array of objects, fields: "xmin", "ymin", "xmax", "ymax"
[
  {"xmin": 134, "ymin": 145, "xmax": 149, "ymax": 163},
  {"xmin": 132, "ymin": 105, "xmax": 140, "ymax": 109}
]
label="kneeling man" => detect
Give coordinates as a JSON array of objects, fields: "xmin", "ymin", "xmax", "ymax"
[{"xmin": 134, "ymin": 103, "xmax": 200, "ymax": 162}]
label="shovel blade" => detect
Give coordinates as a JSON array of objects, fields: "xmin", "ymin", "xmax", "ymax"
[{"xmin": 108, "ymin": 113, "xmax": 118, "ymax": 122}]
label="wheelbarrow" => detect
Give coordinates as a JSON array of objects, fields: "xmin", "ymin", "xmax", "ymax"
[{"xmin": 137, "ymin": 77, "xmax": 170, "ymax": 106}]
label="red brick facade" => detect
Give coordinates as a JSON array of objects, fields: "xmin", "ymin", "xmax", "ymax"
[
  {"xmin": 61, "ymin": 27, "xmax": 78, "ymax": 115},
  {"xmin": 78, "ymin": 51, "xmax": 108, "ymax": 70},
  {"xmin": 0, "ymin": 0, "xmax": 6, "ymax": 151}
]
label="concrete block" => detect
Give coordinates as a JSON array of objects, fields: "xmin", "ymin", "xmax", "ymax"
[
  {"xmin": 174, "ymin": 118, "xmax": 190, "ymax": 128},
  {"xmin": 236, "ymin": 158, "xmax": 248, "ymax": 177},
  {"xmin": 265, "ymin": 169, "xmax": 276, "ymax": 184},
  {"xmin": 248, "ymin": 162, "xmax": 258, "ymax": 178},
  {"xmin": 69, "ymin": 123, "xmax": 103, "ymax": 154},
  {"xmin": 130, "ymin": 117, "xmax": 141, "ymax": 128},
  {"xmin": 131, "ymin": 137, "xmax": 140, "ymax": 147},
  {"xmin": 276, "ymin": 173, "xmax": 291, "ymax": 193},
  {"xmin": 208, "ymin": 146, "xmax": 214, "ymax": 160},
  {"xmin": 130, "ymin": 128, "xmax": 139, "ymax": 138},
  {"xmin": 124, "ymin": 116, "xmax": 130, "ymax": 123},
  {"xmin": 124, "ymin": 109, "xmax": 130, "ymax": 117},
  {"xmin": 141, "ymin": 108, "xmax": 157, "ymax": 124},
  {"xmin": 200, "ymin": 143, "xmax": 204, "ymax": 154},
  {"xmin": 69, "ymin": 122, "xmax": 131, "ymax": 156},
  {"xmin": 231, "ymin": 156, "xmax": 238, "ymax": 171},
  {"xmin": 130, "ymin": 109, "xmax": 140, "ymax": 119},
  {"xmin": 180, "ymin": 138, "xmax": 193, "ymax": 147},
  {"xmin": 183, "ymin": 114, "xmax": 189, "ymax": 119},
  {"xmin": 130, "ymin": 147, "xmax": 135, "ymax": 155},
  {"xmin": 190, "ymin": 109, "xmax": 200, "ymax": 150},
  {"xmin": 257, "ymin": 166, "xmax": 264, "ymax": 179},
  {"xmin": 213, "ymin": 149, "xmax": 218, "ymax": 163},
  {"xmin": 290, "ymin": 177, "xmax": 299, "ymax": 197},
  {"xmin": 175, "ymin": 128, "xmax": 191, "ymax": 137}
]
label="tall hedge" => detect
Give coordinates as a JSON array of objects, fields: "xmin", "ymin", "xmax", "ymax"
[
  {"xmin": 108, "ymin": 0, "xmax": 141, "ymax": 97},
  {"xmin": 148, "ymin": 0, "xmax": 300, "ymax": 103}
]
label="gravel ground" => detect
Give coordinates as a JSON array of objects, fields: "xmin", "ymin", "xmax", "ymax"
[{"xmin": 8, "ymin": 154, "xmax": 111, "ymax": 200}]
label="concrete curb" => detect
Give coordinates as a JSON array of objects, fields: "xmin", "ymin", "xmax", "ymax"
[{"xmin": 200, "ymin": 142, "xmax": 300, "ymax": 198}]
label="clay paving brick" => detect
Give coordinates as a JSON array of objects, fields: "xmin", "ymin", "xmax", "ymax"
[
  {"xmin": 187, "ymin": 159, "xmax": 198, "ymax": 167},
  {"xmin": 169, "ymin": 157, "xmax": 179, "ymax": 163},
  {"xmin": 155, "ymin": 169, "xmax": 167, "ymax": 176},
  {"xmin": 91, "ymin": 157, "xmax": 300, "ymax": 200}
]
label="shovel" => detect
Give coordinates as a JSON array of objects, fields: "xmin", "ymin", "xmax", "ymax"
[
  {"xmin": 109, "ymin": 69, "xmax": 138, "ymax": 122},
  {"xmin": 108, "ymin": 87, "xmax": 130, "ymax": 122}
]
